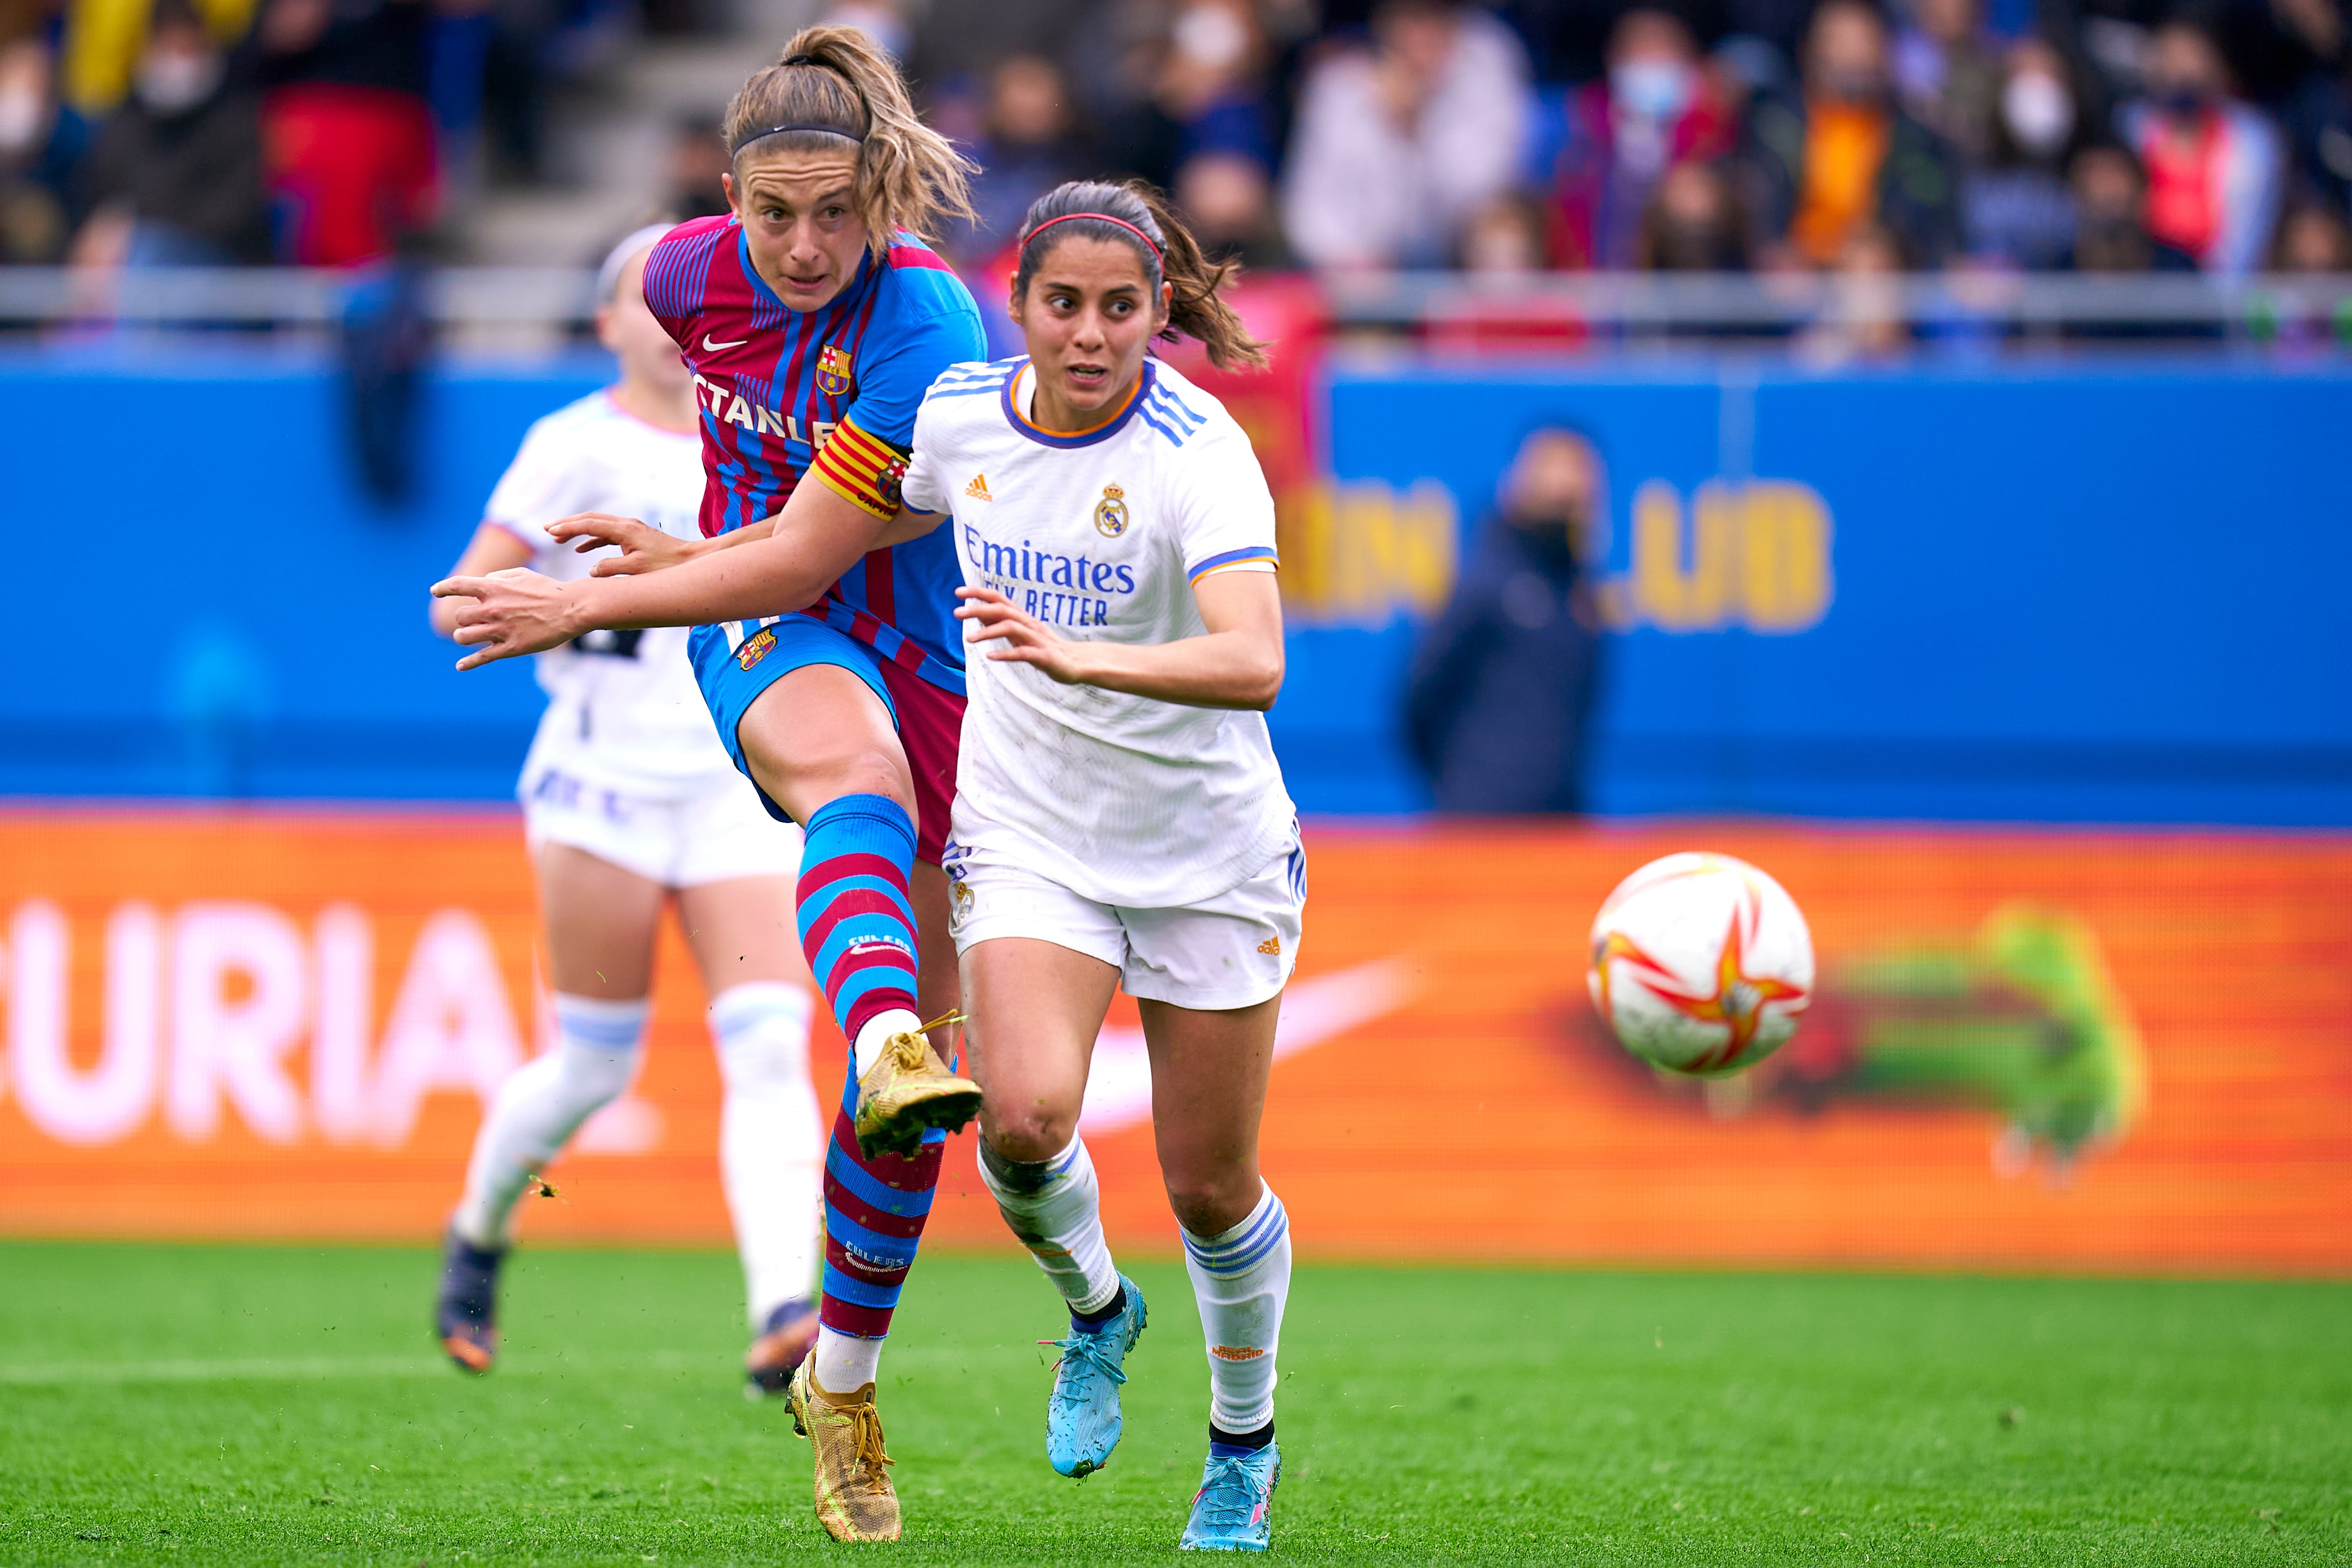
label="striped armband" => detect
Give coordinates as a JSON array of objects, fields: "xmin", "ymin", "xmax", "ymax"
[
  {"xmin": 1188, "ymin": 546, "xmax": 1280, "ymax": 586},
  {"xmin": 810, "ymin": 417, "xmax": 911, "ymax": 519}
]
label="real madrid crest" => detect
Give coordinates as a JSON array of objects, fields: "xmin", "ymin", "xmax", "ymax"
[
  {"xmin": 1093, "ymin": 482, "xmax": 1130, "ymax": 539},
  {"xmin": 815, "ymin": 343, "xmax": 854, "ymax": 399}
]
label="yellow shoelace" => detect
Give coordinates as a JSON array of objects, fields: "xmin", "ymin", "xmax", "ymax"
[{"xmin": 887, "ymin": 1009, "xmax": 967, "ymax": 1072}]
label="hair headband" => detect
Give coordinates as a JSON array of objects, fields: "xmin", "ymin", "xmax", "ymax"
[
  {"xmin": 729, "ymin": 54, "xmax": 864, "ymax": 154},
  {"xmin": 1021, "ymin": 211, "xmax": 1164, "ymax": 265}
]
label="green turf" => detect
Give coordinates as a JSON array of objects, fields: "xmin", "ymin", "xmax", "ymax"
[{"xmin": 0, "ymin": 1243, "xmax": 2343, "ymax": 1564}]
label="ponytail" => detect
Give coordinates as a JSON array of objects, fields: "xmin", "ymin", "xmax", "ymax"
[
  {"xmin": 721, "ymin": 25, "xmax": 976, "ymax": 256},
  {"xmin": 1012, "ymin": 179, "xmax": 1271, "ymax": 372}
]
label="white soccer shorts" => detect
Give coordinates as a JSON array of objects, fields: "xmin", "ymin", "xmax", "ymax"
[
  {"xmin": 944, "ymin": 834, "xmax": 1305, "ymax": 1011},
  {"xmin": 520, "ymin": 759, "xmax": 801, "ymax": 890}
]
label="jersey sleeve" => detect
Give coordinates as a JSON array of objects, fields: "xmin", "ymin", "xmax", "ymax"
[
  {"xmin": 482, "ymin": 420, "xmax": 593, "ymax": 565},
  {"xmin": 898, "ymin": 394, "xmax": 953, "ymax": 517},
  {"xmin": 811, "ymin": 289, "xmax": 987, "ymax": 518},
  {"xmin": 1171, "ymin": 419, "xmax": 1281, "ymax": 587}
]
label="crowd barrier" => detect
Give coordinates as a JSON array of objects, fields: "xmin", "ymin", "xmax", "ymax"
[{"xmin": 4, "ymin": 811, "xmax": 2346, "ymax": 1272}]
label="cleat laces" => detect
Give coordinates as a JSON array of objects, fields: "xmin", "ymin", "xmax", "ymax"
[
  {"xmin": 1041, "ymin": 1328, "xmax": 1130, "ymax": 1409},
  {"xmin": 841, "ymin": 1399, "xmax": 896, "ymax": 1492},
  {"xmin": 1190, "ymin": 1455, "xmax": 1269, "ymax": 1532},
  {"xmin": 887, "ymin": 1009, "xmax": 967, "ymax": 1072}
]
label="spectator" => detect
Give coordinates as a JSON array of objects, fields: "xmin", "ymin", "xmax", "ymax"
[
  {"xmin": 1963, "ymin": 36, "xmax": 2090, "ymax": 268},
  {"xmin": 1891, "ymin": 0, "xmax": 2003, "ymax": 161},
  {"xmin": 2272, "ymin": 194, "xmax": 2352, "ymax": 269},
  {"xmin": 1282, "ymin": 0, "xmax": 1533, "ymax": 268},
  {"xmin": 957, "ymin": 53, "xmax": 1083, "ymax": 258},
  {"xmin": 257, "ymin": 0, "xmax": 437, "ymax": 266},
  {"xmin": 663, "ymin": 111, "xmax": 730, "ymax": 221},
  {"xmin": 1402, "ymin": 425, "xmax": 1606, "ymax": 815},
  {"xmin": 1637, "ymin": 156, "xmax": 1752, "ymax": 266},
  {"xmin": 1551, "ymin": 6, "xmax": 1738, "ymax": 268},
  {"xmin": 2064, "ymin": 139, "xmax": 2197, "ymax": 268},
  {"xmin": 58, "ymin": 0, "xmax": 252, "ymax": 119},
  {"xmin": 1745, "ymin": 0, "xmax": 1963, "ymax": 268},
  {"xmin": 1797, "ymin": 220, "xmax": 1911, "ymax": 359},
  {"xmin": 2121, "ymin": 18, "xmax": 2284, "ymax": 275},
  {"xmin": 0, "ymin": 26, "xmax": 69, "ymax": 260},
  {"xmin": 70, "ymin": 0, "xmax": 268, "ymax": 266},
  {"xmin": 1175, "ymin": 147, "xmax": 1292, "ymax": 269},
  {"xmin": 1155, "ymin": 0, "xmax": 1281, "ymax": 172},
  {"xmin": 1459, "ymin": 188, "xmax": 1550, "ymax": 271}
]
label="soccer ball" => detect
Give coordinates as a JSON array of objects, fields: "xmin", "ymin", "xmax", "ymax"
[{"xmin": 1587, "ymin": 852, "xmax": 1814, "ymax": 1077}]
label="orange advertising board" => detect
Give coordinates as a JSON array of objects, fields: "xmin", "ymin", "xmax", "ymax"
[{"xmin": 2, "ymin": 811, "xmax": 2347, "ymax": 1273}]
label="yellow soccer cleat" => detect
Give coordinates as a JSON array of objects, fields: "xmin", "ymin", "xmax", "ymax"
[
  {"xmin": 853, "ymin": 1010, "xmax": 982, "ymax": 1160},
  {"xmin": 786, "ymin": 1355, "xmax": 902, "ymax": 1542}
]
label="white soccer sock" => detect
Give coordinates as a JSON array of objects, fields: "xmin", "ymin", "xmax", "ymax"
[
  {"xmin": 451, "ymin": 993, "xmax": 648, "ymax": 1248},
  {"xmin": 851, "ymin": 1007, "xmax": 924, "ymax": 1078},
  {"xmin": 976, "ymin": 1134, "xmax": 1121, "ymax": 1316},
  {"xmin": 812, "ymin": 1326, "xmax": 882, "ymax": 1393},
  {"xmin": 709, "ymin": 982, "xmax": 822, "ymax": 1327},
  {"xmin": 1181, "ymin": 1185, "xmax": 1291, "ymax": 1436}
]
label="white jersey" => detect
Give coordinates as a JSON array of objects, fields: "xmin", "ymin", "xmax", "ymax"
[
  {"xmin": 484, "ymin": 391, "xmax": 733, "ymax": 793},
  {"xmin": 903, "ymin": 355, "xmax": 1295, "ymax": 908}
]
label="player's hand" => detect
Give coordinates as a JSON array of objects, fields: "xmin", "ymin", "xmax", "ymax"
[
  {"xmin": 430, "ymin": 567, "xmax": 583, "ymax": 670},
  {"xmin": 546, "ymin": 513, "xmax": 699, "ymax": 577},
  {"xmin": 954, "ymin": 586, "xmax": 1092, "ymax": 686}
]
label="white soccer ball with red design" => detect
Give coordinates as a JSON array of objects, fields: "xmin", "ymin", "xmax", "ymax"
[{"xmin": 1588, "ymin": 851, "xmax": 1814, "ymax": 1078}]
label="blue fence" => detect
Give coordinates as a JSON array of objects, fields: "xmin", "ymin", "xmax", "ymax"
[{"xmin": 5, "ymin": 349, "xmax": 2348, "ymax": 824}]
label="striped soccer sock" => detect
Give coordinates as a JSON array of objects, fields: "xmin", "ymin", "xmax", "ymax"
[
  {"xmin": 795, "ymin": 794, "xmax": 924, "ymax": 1066},
  {"xmin": 812, "ymin": 1066, "xmax": 946, "ymax": 1390},
  {"xmin": 1182, "ymin": 1186, "xmax": 1292, "ymax": 1440}
]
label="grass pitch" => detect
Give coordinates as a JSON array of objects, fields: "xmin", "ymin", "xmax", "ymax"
[{"xmin": 0, "ymin": 1243, "xmax": 2343, "ymax": 1564}]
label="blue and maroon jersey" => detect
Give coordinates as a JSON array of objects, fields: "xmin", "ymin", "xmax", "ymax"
[{"xmin": 642, "ymin": 215, "xmax": 985, "ymax": 694}]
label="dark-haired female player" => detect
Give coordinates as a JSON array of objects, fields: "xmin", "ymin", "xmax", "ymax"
[
  {"xmin": 435, "ymin": 25, "xmax": 984, "ymax": 1544},
  {"xmin": 901, "ymin": 180, "xmax": 1298, "ymax": 1553}
]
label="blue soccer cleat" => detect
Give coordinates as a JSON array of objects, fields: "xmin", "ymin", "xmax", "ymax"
[
  {"xmin": 433, "ymin": 1229, "xmax": 505, "ymax": 1374},
  {"xmin": 1179, "ymin": 1442, "xmax": 1280, "ymax": 1553},
  {"xmin": 1041, "ymin": 1275, "xmax": 1147, "ymax": 1477}
]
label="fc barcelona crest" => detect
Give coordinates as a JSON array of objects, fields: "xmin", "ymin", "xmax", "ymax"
[
  {"xmin": 815, "ymin": 344, "xmax": 854, "ymax": 399},
  {"xmin": 1094, "ymin": 482, "xmax": 1130, "ymax": 539}
]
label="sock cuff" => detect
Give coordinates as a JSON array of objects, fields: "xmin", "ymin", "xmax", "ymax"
[
  {"xmin": 708, "ymin": 981, "xmax": 811, "ymax": 1032},
  {"xmin": 1181, "ymin": 1185, "xmax": 1287, "ymax": 1277},
  {"xmin": 976, "ymin": 1132, "xmax": 1088, "ymax": 1196},
  {"xmin": 804, "ymin": 793, "xmax": 917, "ymax": 857},
  {"xmin": 552, "ymin": 992, "xmax": 651, "ymax": 1050}
]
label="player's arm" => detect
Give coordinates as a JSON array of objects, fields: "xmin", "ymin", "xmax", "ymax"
[
  {"xmin": 953, "ymin": 570, "xmax": 1285, "ymax": 712},
  {"xmin": 428, "ymin": 524, "xmax": 534, "ymax": 639}
]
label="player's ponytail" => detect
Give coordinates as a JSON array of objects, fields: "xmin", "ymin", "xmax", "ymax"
[
  {"xmin": 720, "ymin": 26, "xmax": 976, "ymax": 256},
  {"xmin": 1013, "ymin": 180, "xmax": 1271, "ymax": 372}
]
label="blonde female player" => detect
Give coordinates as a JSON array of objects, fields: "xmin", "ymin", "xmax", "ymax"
[
  {"xmin": 426, "ymin": 227, "xmax": 827, "ymax": 1399},
  {"xmin": 899, "ymin": 180, "xmax": 1300, "ymax": 1554},
  {"xmin": 432, "ymin": 25, "xmax": 991, "ymax": 1544}
]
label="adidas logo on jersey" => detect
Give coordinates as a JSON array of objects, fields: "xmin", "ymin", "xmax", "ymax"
[
  {"xmin": 1257, "ymin": 935, "xmax": 1282, "ymax": 955},
  {"xmin": 964, "ymin": 473, "xmax": 993, "ymax": 500}
]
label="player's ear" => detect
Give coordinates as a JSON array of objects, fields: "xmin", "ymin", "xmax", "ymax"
[
  {"xmin": 720, "ymin": 170, "xmax": 740, "ymax": 216},
  {"xmin": 1157, "ymin": 279, "xmax": 1173, "ymax": 332},
  {"xmin": 1006, "ymin": 276, "xmax": 1027, "ymax": 329}
]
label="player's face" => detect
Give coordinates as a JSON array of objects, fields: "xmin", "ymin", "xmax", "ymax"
[
  {"xmin": 1010, "ymin": 236, "xmax": 1172, "ymax": 429},
  {"xmin": 723, "ymin": 147, "xmax": 868, "ymax": 311},
  {"xmin": 596, "ymin": 250, "xmax": 690, "ymax": 396}
]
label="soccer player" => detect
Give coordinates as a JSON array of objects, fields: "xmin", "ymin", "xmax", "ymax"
[
  {"xmin": 901, "ymin": 180, "xmax": 1299, "ymax": 1554},
  {"xmin": 427, "ymin": 227, "xmax": 827, "ymax": 1401},
  {"xmin": 432, "ymin": 26, "xmax": 988, "ymax": 1543}
]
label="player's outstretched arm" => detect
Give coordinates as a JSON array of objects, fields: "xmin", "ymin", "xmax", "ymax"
[
  {"xmin": 428, "ymin": 524, "xmax": 534, "ymax": 639},
  {"xmin": 433, "ymin": 483, "xmax": 939, "ymax": 671},
  {"xmin": 953, "ymin": 571, "xmax": 1284, "ymax": 711}
]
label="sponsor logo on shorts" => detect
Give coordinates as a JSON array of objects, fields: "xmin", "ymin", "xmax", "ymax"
[
  {"xmin": 1257, "ymin": 935, "xmax": 1282, "ymax": 955},
  {"xmin": 1209, "ymin": 1345, "xmax": 1266, "ymax": 1362},
  {"xmin": 736, "ymin": 628, "xmax": 777, "ymax": 670}
]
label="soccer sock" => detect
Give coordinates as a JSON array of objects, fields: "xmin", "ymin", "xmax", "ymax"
[
  {"xmin": 976, "ymin": 1133, "xmax": 1122, "ymax": 1323},
  {"xmin": 1181, "ymin": 1185, "xmax": 1291, "ymax": 1442},
  {"xmin": 709, "ymin": 981, "xmax": 822, "ymax": 1328},
  {"xmin": 451, "ymin": 994, "xmax": 647, "ymax": 1248},
  {"xmin": 811, "ymin": 1061, "xmax": 946, "ymax": 1394},
  {"xmin": 796, "ymin": 794, "xmax": 925, "ymax": 1080}
]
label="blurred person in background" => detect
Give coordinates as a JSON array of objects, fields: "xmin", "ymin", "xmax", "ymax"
[
  {"xmin": 1963, "ymin": 35, "xmax": 2092, "ymax": 268},
  {"xmin": 1403, "ymin": 424, "xmax": 1605, "ymax": 816},
  {"xmin": 663, "ymin": 111, "xmax": 731, "ymax": 219},
  {"xmin": 57, "ymin": 0, "xmax": 250, "ymax": 121},
  {"xmin": 69, "ymin": 0, "xmax": 268, "ymax": 266},
  {"xmin": 2064, "ymin": 138, "xmax": 2197, "ymax": 266},
  {"xmin": 1890, "ymin": 0, "xmax": 2003, "ymax": 161},
  {"xmin": 256, "ymin": 0, "xmax": 437, "ymax": 265},
  {"xmin": 426, "ymin": 228, "xmax": 826, "ymax": 1404},
  {"xmin": 1637, "ymin": 155, "xmax": 1753, "ymax": 265},
  {"xmin": 1745, "ymin": 0, "xmax": 1963, "ymax": 269},
  {"xmin": 1282, "ymin": 0, "xmax": 1533, "ymax": 268},
  {"xmin": 957, "ymin": 53, "xmax": 1084, "ymax": 258},
  {"xmin": 2122, "ymin": 15, "xmax": 2283, "ymax": 273},
  {"xmin": 1797, "ymin": 218, "xmax": 1912, "ymax": 357},
  {"xmin": 1551, "ymin": 6, "xmax": 1738, "ymax": 267},
  {"xmin": 1175, "ymin": 145, "xmax": 1292, "ymax": 266},
  {"xmin": 0, "ymin": 10, "xmax": 72, "ymax": 261},
  {"xmin": 2272, "ymin": 191, "xmax": 2352, "ymax": 265},
  {"xmin": 1459, "ymin": 187, "xmax": 1551, "ymax": 269}
]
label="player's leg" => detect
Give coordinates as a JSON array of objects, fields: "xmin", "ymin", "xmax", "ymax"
[
  {"xmin": 439, "ymin": 840, "xmax": 663, "ymax": 1372},
  {"xmin": 676, "ymin": 865, "xmax": 823, "ymax": 1396},
  {"xmin": 961, "ymin": 924, "xmax": 1147, "ymax": 1478}
]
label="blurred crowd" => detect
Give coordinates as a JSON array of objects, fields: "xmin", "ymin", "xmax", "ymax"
[{"xmin": 4, "ymin": 0, "xmax": 2348, "ymax": 277}]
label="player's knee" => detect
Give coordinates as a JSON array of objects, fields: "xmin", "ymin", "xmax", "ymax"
[
  {"xmin": 983, "ymin": 1105, "xmax": 1077, "ymax": 1166},
  {"xmin": 710, "ymin": 982, "xmax": 813, "ymax": 1089},
  {"xmin": 1164, "ymin": 1171, "xmax": 1259, "ymax": 1239},
  {"xmin": 553, "ymin": 1038, "xmax": 641, "ymax": 1111}
]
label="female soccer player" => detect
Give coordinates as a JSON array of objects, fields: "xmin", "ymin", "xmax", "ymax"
[
  {"xmin": 426, "ymin": 228, "xmax": 828, "ymax": 1402},
  {"xmin": 899, "ymin": 181, "xmax": 1299, "ymax": 1554},
  {"xmin": 432, "ymin": 26, "xmax": 988, "ymax": 1543}
]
